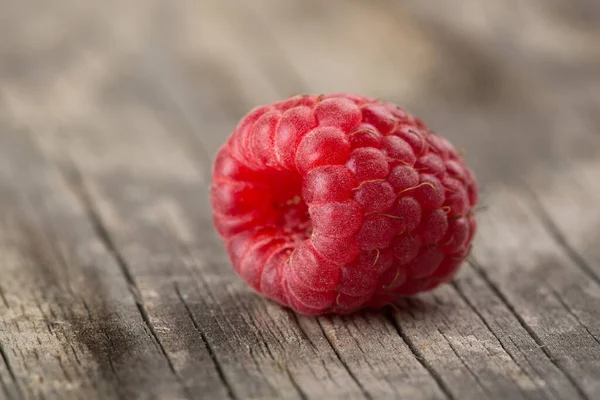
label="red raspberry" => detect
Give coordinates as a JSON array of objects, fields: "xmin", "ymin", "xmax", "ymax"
[{"xmin": 210, "ymin": 93, "xmax": 478, "ymax": 315}]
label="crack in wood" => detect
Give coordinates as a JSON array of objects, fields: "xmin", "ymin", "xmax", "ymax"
[
  {"xmin": 0, "ymin": 285, "xmax": 9, "ymax": 309},
  {"xmin": 0, "ymin": 342, "xmax": 24, "ymax": 400},
  {"xmin": 384, "ymin": 309, "xmax": 455, "ymax": 400},
  {"xmin": 180, "ymin": 248, "xmax": 312, "ymax": 398},
  {"xmin": 315, "ymin": 319, "xmax": 373, "ymax": 400},
  {"xmin": 61, "ymin": 164, "xmax": 193, "ymax": 400},
  {"xmin": 56, "ymin": 355, "xmax": 72, "ymax": 383},
  {"xmin": 468, "ymin": 258, "xmax": 592, "ymax": 400},
  {"xmin": 549, "ymin": 288, "xmax": 600, "ymax": 348},
  {"xmin": 284, "ymin": 367, "xmax": 309, "ymax": 400},
  {"xmin": 436, "ymin": 326, "xmax": 492, "ymax": 397},
  {"xmin": 174, "ymin": 283, "xmax": 237, "ymax": 400},
  {"xmin": 522, "ymin": 183, "xmax": 600, "ymax": 288},
  {"xmin": 450, "ymin": 282, "xmax": 548, "ymax": 396}
]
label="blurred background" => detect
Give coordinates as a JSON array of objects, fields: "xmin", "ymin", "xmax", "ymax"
[
  {"xmin": 2, "ymin": 0, "xmax": 599, "ymax": 186},
  {"xmin": 1, "ymin": 1, "xmax": 600, "ymax": 398}
]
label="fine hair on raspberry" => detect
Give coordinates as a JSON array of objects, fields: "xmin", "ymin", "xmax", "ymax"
[{"xmin": 211, "ymin": 93, "xmax": 479, "ymax": 315}]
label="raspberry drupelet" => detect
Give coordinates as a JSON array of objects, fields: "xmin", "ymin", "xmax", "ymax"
[{"xmin": 210, "ymin": 93, "xmax": 478, "ymax": 315}]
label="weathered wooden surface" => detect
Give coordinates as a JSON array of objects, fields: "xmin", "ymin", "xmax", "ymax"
[{"xmin": 0, "ymin": 0, "xmax": 599, "ymax": 399}]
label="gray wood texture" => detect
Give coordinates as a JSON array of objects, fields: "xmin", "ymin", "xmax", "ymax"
[{"xmin": 0, "ymin": 0, "xmax": 599, "ymax": 399}]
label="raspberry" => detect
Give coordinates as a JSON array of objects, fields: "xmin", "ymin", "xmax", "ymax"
[{"xmin": 211, "ymin": 93, "xmax": 479, "ymax": 315}]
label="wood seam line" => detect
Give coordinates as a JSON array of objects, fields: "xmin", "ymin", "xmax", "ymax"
[
  {"xmin": 434, "ymin": 326, "xmax": 493, "ymax": 397},
  {"xmin": 521, "ymin": 182, "xmax": 600, "ymax": 289},
  {"xmin": 450, "ymin": 282, "xmax": 565, "ymax": 400},
  {"xmin": 58, "ymin": 163, "xmax": 194, "ymax": 400},
  {"xmin": 548, "ymin": 288, "xmax": 600, "ymax": 348},
  {"xmin": 0, "ymin": 342, "xmax": 24, "ymax": 400},
  {"xmin": 383, "ymin": 309, "xmax": 455, "ymax": 400},
  {"xmin": 173, "ymin": 283, "xmax": 237, "ymax": 400},
  {"xmin": 314, "ymin": 318, "xmax": 373, "ymax": 400},
  {"xmin": 468, "ymin": 258, "xmax": 591, "ymax": 400}
]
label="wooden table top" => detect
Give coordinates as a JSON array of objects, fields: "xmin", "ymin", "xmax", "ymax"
[{"xmin": 1, "ymin": 0, "xmax": 599, "ymax": 399}]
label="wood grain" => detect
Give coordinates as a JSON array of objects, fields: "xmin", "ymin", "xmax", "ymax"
[{"xmin": 0, "ymin": 0, "xmax": 599, "ymax": 399}]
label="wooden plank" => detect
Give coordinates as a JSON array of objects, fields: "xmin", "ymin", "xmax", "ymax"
[
  {"xmin": 514, "ymin": 137, "xmax": 600, "ymax": 396},
  {"xmin": 452, "ymin": 265, "xmax": 590, "ymax": 400},
  {"xmin": 1, "ymin": 2, "xmax": 381, "ymax": 398},
  {"xmin": 193, "ymin": 1, "xmax": 598, "ymax": 399},
  {"xmin": 467, "ymin": 184, "xmax": 600, "ymax": 399},
  {"xmin": 19, "ymin": 52, "xmax": 451, "ymax": 400},
  {"xmin": 148, "ymin": 1, "xmax": 572, "ymax": 398},
  {"xmin": 0, "ymin": 1, "xmax": 237, "ymax": 399},
  {"xmin": 0, "ymin": 0, "xmax": 599, "ymax": 398},
  {"xmin": 0, "ymin": 1, "xmax": 464, "ymax": 397},
  {"xmin": 0, "ymin": 128, "xmax": 195, "ymax": 399},
  {"xmin": 378, "ymin": 3, "xmax": 600, "ymax": 397}
]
